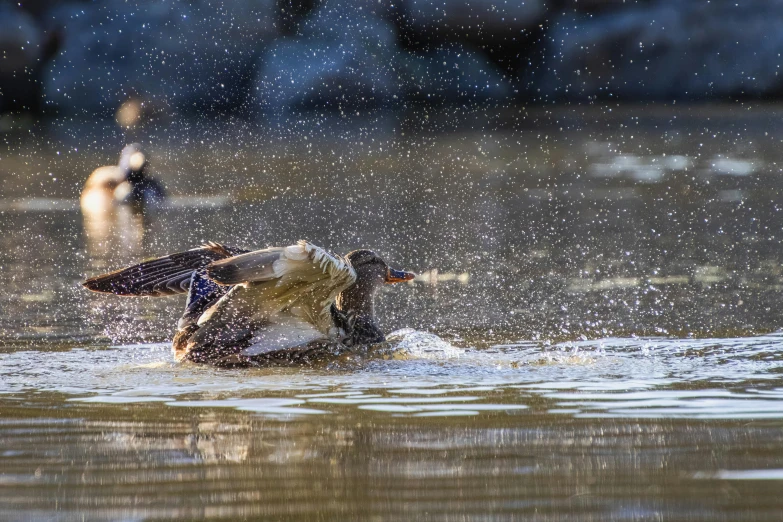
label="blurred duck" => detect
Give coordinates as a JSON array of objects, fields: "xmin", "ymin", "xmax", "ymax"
[
  {"xmin": 83, "ymin": 241, "xmax": 415, "ymax": 366},
  {"xmin": 80, "ymin": 144, "xmax": 166, "ymax": 212}
]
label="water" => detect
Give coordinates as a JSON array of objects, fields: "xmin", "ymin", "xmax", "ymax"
[{"xmin": 2, "ymin": 105, "xmax": 783, "ymax": 520}]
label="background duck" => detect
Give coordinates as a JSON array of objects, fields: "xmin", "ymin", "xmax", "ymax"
[
  {"xmin": 82, "ymin": 241, "xmax": 415, "ymax": 367},
  {"xmin": 80, "ymin": 143, "xmax": 166, "ymax": 213}
]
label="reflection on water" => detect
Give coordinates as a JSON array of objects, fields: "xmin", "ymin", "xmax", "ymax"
[
  {"xmin": 3, "ymin": 105, "xmax": 783, "ymax": 519},
  {"xmin": 2, "ymin": 391, "xmax": 783, "ymax": 520},
  {"xmin": 82, "ymin": 204, "xmax": 146, "ymax": 260}
]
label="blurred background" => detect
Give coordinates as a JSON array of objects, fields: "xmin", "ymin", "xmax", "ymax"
[{"xmin": 2, "ymin": 0, "xmax": 781, "ymax": 119}]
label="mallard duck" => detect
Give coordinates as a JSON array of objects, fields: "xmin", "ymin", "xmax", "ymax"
[
  {"xmin": 83, "ymin": 241, "xmax": 415, "ymax": 366},
  {"xmin": 80, "ymin": 144, "xmax": 166, "ymax": 212}
]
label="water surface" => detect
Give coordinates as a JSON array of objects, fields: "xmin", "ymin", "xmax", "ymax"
[{"xmin": 2, "ymin": 105, "xmax": 783, "ymax": 520}]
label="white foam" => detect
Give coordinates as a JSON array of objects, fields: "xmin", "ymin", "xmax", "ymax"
[{"xmin": 386, "ymin": 329, "xmax": 463, "ymax": 359}]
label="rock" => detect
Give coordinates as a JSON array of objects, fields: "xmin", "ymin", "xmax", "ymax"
[
  {"xmin": 399, "ymin": 43, "xmax": 512, "ymax": 102},
  {"xmin": 403, "ymin": 0, "xmax": 546, "ymax": 42},
  {"xmin": 251, "ymin": 0, "xmax": 401, "ymax": 114},
  {"xmin": 0, "ymin": 5, "xmax": 44, "ymax": 73},
  {"xmin": 43, "ymin": 0, "xmax": 278, "ymax": 116},
  {"xmin": 553, "ymin": 0, "xmax": 641, "ymax": 13},
  {"xmin": 534, "ymin": 0, "xmax": 783, "ymax": 100},
  {"xmin": 0, "ymin": 4, "xmax": 48, "ymax": 112}
]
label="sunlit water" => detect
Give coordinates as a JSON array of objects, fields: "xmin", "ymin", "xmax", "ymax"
[{"xmin": 3, "ymin": 105, "xmax": 783, "ymax": 520}]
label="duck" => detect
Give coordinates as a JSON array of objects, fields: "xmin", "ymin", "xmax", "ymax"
[
  {"xmin": 80, "ymin": 143, "xmax": 166, "ymax": 212},
  {"xmin": 82, "ymin": 241, "xmax": 415, "ymax": 366}
]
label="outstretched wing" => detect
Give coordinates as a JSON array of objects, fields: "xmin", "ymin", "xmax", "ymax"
[
  {"xmin": 192, "ymin": 241, "xmax": 357, "ymax": 343},
  {"xmin": 83, "ymin": 242, "xmax": 248, "ymax": 297}
]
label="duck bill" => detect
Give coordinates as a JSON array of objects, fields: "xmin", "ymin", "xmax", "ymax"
[{"xmin": 385, "ymin": 267, "xmax": 416, "ymax": 284}]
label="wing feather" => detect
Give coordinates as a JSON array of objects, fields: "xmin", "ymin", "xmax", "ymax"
[
  {"xmin": 199, "ymin": 241, "xmax": 356, "ymax": 336},
  {"xmin": 83, "ymin": 243, "xmax": 248, "ymax": 297},
  {"xmin": 206, "ymin": 247, "xmax": 284, "ymax": 285},
  {"xmin": 240, "ymin": 315, "xmax": 326, "ymax": 356}
]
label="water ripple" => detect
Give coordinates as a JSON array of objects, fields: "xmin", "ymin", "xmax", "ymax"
[{"xmin": 2, "ymin": 331, "xmax": 783, "ymax": 420}]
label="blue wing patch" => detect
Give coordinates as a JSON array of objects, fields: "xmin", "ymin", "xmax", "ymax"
[{"xmin": 177, "ymin": 269, "xmax": 231, "ymax": 330}]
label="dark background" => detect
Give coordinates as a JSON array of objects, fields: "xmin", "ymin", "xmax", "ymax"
[{"xmin": 2, "ymin": 0, "xmax": 781, "ymax": 120}]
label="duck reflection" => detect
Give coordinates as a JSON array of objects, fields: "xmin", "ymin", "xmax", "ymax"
[
  {"xmin": 82, "ymin": 204, "xmax": 146, "ymax": 261},
  {"xmin": 96, "ymin": 415, "xmax": 252, "ymax": 465}
]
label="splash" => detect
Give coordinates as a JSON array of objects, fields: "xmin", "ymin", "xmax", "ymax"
[{"xmin": 384, "ymin": 328, "xmax": 464, "ymax": 360}]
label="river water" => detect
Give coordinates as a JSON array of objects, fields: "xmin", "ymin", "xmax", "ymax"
[{"xmin": 2, "ymin": 105, "xmax": 783, "ymax": 520}]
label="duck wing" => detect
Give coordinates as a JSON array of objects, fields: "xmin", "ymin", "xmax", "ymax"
[
  {"xmin": 83, "ymin": 242, "xmax": 248, "ymax": 297},
  {"xmin": 240, "ymin": 315, "xmax": 328, "ymax": 357},
  {"xmin": 204, "ymin": 241, "xmax": 357, "ymax": 330},
  {"xmin": 180, "ymin": 241, "xmax": 357, "ymax": 361}
]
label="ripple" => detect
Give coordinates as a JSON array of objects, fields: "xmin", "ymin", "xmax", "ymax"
[
  {"xmin": 166, "ymin": 398, "xmax": 328, "ymax": 416},
  {"xmin": 2, "ymin": 333, "xmax": 783, "ymax": 420},
  {"xmin": 411, "ymin": 410, "xmax": 479, "ymax": 417},
  {"xmin": 306, "ymin": 396, "xmax": 480, "ymax": 404},
  {"xmin": 69, "ymin": 396, "xmax": 173, "ymax": 404},
  {"xmin": 387, "ymin": 386, "xmax": 497, "ymax": 395},
  {"xmin": 694, "ymin": 469, "xmax": 783, "ymax": 480},
  {"xmin": 358, "ymin": 404, "xmax": 528, "ymax": 414}
]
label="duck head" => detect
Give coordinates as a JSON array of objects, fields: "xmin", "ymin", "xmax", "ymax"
[
  {"xmin": 334, "ymin": 250, "xmax": 415, "ymax": 345},
  {"xmin": 119, "ymin": 143, "xmax": 148, "ymax": 184}
]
